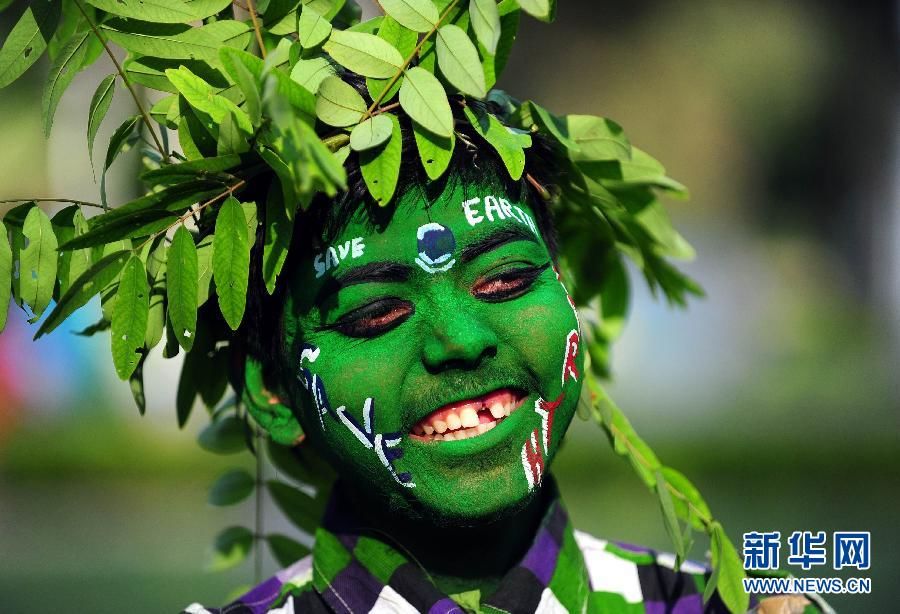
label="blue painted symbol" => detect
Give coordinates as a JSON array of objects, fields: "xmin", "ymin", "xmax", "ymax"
[
  {"xmin": 415, "ymin": 222, "xmax": 456, "ymax": 274},
  {"xmin": 834, "ymin": 532, "xmax": 870, "ymax": 570}
]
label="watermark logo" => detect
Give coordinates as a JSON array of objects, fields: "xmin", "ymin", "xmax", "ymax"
[{"xmin": 741, "ymin": 530, "xmax": 872, "ymax": 595}]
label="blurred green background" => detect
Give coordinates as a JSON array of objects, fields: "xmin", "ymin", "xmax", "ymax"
[{"xmin": 1, "ymin": 1, "xmax": 897, "ymax": 612}]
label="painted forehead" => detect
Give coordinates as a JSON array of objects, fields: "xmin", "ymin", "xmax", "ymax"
[{"xmin": 311, "ymin": 188, "xmax": 543, "ymax": 281}]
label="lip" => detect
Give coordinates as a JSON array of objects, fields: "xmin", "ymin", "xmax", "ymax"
[{"xmin": 408, "ymin": 387, "xmax": 528, "ymax": 444}]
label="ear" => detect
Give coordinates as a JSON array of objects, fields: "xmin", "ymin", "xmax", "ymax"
[{"xmin": 243, "ymin": 357, "xmax": 305, "ymax": 446}]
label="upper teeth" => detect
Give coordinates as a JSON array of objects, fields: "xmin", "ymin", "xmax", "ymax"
[{"xmin": 409, "ymin": 390, "xmax": 525, "ymax": 443}]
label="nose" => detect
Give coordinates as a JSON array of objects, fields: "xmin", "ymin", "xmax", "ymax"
[{"xmin": 421, "ymin": 303, "xmax": 499, "ymax": 374}]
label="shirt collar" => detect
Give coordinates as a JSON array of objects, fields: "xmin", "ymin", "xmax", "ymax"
[{"xmin": 309, "ymin": 483, "xmax": 590, "ymax": 614}]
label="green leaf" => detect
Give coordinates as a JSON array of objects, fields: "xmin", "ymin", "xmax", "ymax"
[
  {"xmin": 208, "ymin": 468, "xmax": 255, "ymax": 506},
  {"xmin": 51, "ymin": 207, "xmax": 91, "ymax": 299},
  {"xmin": 379, "ymin": 0, "xmax": 439, "ymax": 33},
  {"xmin": 35, "ymin": 250, "xmax": 130, "ymax": 339},
  {"xmin": 266, "ymin": 534, "xmax": 310, "ymax": 567},
  {"xmin": 217, "ymin": 109, "xmax": 250, "ymax": 155},
  {"xmin": 366, "ymin": 16, "xmax": 417, "ymax": 103},
  {"xmin": 298, "ymin": 5, "xmax": 333, "ymax": 49},
  {"xmin": 145, "ymin": 240, "xmax": 167, "ymax": 349},
  {"xmin": 129, "ymin": 354, "xmax": 146, "ymax": 414},
  {"xmin": 42, "ymin": 31, "xmax": 90, "ymax": 136},
  {"xmin": 349, "ymin": 114, "xmax": 393, "ymax": 151},
  {"xmin": 399, "ymin": 66, "xmax": 453, "ymax": 138},
  {"xmin": 0, "ymin": 0, "xmax": 61, "ymax": 89},
  {"xmin": 661, "ymin": 466, "xmax": 711, "ymax": 531},
  {"xmin": 209, "ymin": 526, "xmax": 253, "ymax": 571},
  {"xmin": 111, "ymin": 255, "xmax": 150, "ymax": 380},
  {"xmin": 166, "ymin": 66, "xmax": 253, "ymax": 134},
  {"xmin": 104, "ymin": 116, "xmax": 141, "ymax": 172},
  {"xmin": 516, "ymin": 0, "xmax": 554, "ymax": 22},
  {"xmin": 469, "ymin": 0, "xmax": 501, "ymax": 54},
  {"xmin": 706, "ymin": 522, "xmax": 749, "ymax": 613},
  {"xmin": 463, "ymin": 105, "xmax": 531, "ymax": 180},
  {"xmin": 566, "ymin": 115, "xmax": 630, "ymax": 161},
  {"xmin": 84, "ymin": 0, "xmax": 201, "ymax": 24},
  {"xmin": 20, "ymin": 207, "xmax": 58, "ymax": 319},
  {"xmin": 167, "ymin": 226, "xmax": 198, "ymax": 351},
  {"xmin": 315, "ymin": 75, "xmax": 366, "ymax": 126},
  {"xmin": 654, "ymin": 469, "xmax": 686, "ymax": 568},
  {"xmin": 213, "ymin": 196, "xmax": 250, "ymax": 330},
  {"xmin": 262, "ymin": 184, "xmax": 293, "ymax": 295},
  {"xmin": 198, "ymin": 415, "xmax": 247, "ymax": 454},
  {"xmin": 413, "ymin": 121, "xmax": 454, "ymax": 180},
  {"xmin": 0, "ymin": 220, "xmax": 11, "ymax": 333},
  {"xmin": 436, "ymin": 24, "xmax": 486, "ymax": 98},
  {"xmin": 481, "ymin": 0, "xmax": 519, "ymax": 89},
  {"xmin": 87, "ymin": 74, "xmax": 116, "ymax": 174},
  {"xmin": 126, "ymin": 56, "xmax": 230, "ymax": 94},
  {"xmin": 290, "ymin": 56, "xmax": 336, "ymax": 93},
  {"xmin": 528, "ymin": 101, "xmax": 579, "ymax": 152},
  {"xmin": 219, "ymin": 48, "xmax": 261, "ymax": 127},
  {"xmin": 141, "ymin": 154, "xmax": 241, "ymax": 185},
  {"xmin": 360, "ymin": 114, "xmax": 402, "ymax": 206},
  {"xmin": 267, "ymin": 480, "xmax": 320, "ymax": 533},
  {"xmin": 103, "ymin": 19, "xmax": 252, "ymax": 64},
  {"xmin": 323, "ymin": 29, "xmax": 403, "ymax": 78},
  {"xmin": 196, "ymin": 234, "xmax": 214, "ymax": 306}
]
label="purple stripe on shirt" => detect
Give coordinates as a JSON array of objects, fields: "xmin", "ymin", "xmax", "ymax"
[
  {"xmin": 322, "ymin": 559, "xmax": 383, "ymax": 614},
  {"xmin": 520, "ymin": 526, "xmax": 560, "ymax": 585},
  {"xmin": 429, "ymin": 597, "xmax": 466, "ymax": 614},
  {"xmin": 235, "ymin": 575, "xmax": 284, "ymax": 614}
]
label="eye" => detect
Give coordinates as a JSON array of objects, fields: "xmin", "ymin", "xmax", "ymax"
[
  {"xmin": 472, "ymin": 263, "xmax": 549, "ymax": 303},
  {"xmin": 330, "ymin": 298, "xmax": 413, "ymax": 338}
]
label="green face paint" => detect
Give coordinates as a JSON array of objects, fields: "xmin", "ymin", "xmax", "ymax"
[{"xmin": 279, "ymin": 176, "xmax": 584, "ymax": 523}]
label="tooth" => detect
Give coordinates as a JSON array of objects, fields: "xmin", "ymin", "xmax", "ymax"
[
  {"xmin": 477, "ymin": 423, "xmax": 488, "ymax": 434},
  {"xmin": 446, "ymin": 412, "xmax": 462, "ymax": 430},
  {"xmin": 504, "ymin": 403, "xmax": 511, "ymax": 417},
  {"xmin": 484, "ymin": 421, "xmax": 496, "ymax": 432},
  {"xmin": 489, "ymin": 403, "xmax": 504, "ymax": 419},
  {"xmin": 423, "ymin": 424, "xmax": 434, "ymax": 435},
  {"xmin": 460, "ymin": 407, "xmax": 479, "ymax": 428},
  {"xmin": 433, "ymin": 419, "xmax": 448, "ymax": 434},
  {"xmin": 434, "ymin": 434, "xmax": 444, "ymax": 441},
  {"xmin": 444, "ymin": 431, "xmax": 456, "ymax": 441}
]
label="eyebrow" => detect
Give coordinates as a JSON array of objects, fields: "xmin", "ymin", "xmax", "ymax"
[
  {"xmin": 316, "ymin": 261, "xmax": 413, "ymax": 302},
  {"xmin": 460, "ymin": 226, "xmax": 539, "ymax": 264}
]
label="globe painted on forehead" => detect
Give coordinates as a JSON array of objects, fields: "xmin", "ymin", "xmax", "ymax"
[{"xmin": 415, "ymin": 222, "xmax": 457, "ymax": 274}]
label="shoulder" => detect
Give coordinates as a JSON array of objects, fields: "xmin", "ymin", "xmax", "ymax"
[
  {"xmin": 574, "ymin": 531, "xmax": 832, "ymax": 614},
  {"xmin": 574, "ymin": 530, "xmax": 725, "ymax": 612},
  {"xmin": 180, "ymin": 555, "xmax": 326, "ymax": 614}
]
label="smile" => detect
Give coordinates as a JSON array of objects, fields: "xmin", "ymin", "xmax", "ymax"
[{"xmin": 409, "ymin": 388, "xmax": 528, "ymax": 442}]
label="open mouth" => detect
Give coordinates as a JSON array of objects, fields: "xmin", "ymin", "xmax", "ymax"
[{"xmin": 409, "ymin": 388, "xmax": 528, "ymax": 442}]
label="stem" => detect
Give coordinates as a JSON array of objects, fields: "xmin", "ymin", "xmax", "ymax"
[
  {"xmin": 246, "ymin": 0, "xmax": 267, "ymax": 59},
  {"xmin": 361, "ymin": 0, "xmax": 462, "ymax": 121},
  {"xmin": 0, "ymin": 198, "xmax": 104, "ymax": 209},
  {"xmin": 133, "ymin": 180, "xmax": 246, "ymax": 253},
  {"xmin": 72, "ymin": 0, "xmax": 168, "ymax": 161}
]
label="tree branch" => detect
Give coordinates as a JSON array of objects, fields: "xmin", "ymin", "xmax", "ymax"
[{"xmin": 72, "ymin": 0, "xmax": 168, "ymax": 161}]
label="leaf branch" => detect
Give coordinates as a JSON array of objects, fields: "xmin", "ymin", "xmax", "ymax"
[
  {"xmin": 246, "ymin": 0, "xmax": 267, "ymax": 59},
  {"xmin": 71, "ymin": 0, "xmax": 168, "ymax": 161},
  {"xmin": 361, "ymin": 0, "xmax": 462, "ymax": 120}
]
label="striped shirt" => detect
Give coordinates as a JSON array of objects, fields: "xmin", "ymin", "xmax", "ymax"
[{"xmin": 183, "ymin": 496, "xmax": 827, "ymax": 613}]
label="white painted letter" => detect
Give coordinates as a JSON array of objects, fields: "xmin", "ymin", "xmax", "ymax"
[{"xmin": 462, "ymin": 198, "xmax": 483, "ymax": 226}]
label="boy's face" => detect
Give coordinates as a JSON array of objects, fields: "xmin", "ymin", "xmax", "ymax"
[{"xmin": 280, "ymin": 177, "xmax": 583, "ymax": 522}]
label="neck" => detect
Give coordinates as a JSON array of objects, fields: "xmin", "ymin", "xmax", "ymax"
[{"xmin": 334, "ymin": 480, "xmax": 555, "ymax": 596}]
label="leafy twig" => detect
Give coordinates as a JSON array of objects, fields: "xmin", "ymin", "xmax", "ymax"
[
  {"xmin": 246, "ymin": 0, "xmax": 267, "ymax": 59},
  {"xmin": 72, "ymin": 0, "xmax": 168, "ymax": 161},
  {"xmin": 361, "ymin": 0, "xmax": 462, "ymax": 121}
]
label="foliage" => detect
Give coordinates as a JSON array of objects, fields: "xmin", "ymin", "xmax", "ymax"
[{"xmin": 0, "ymin": 1, "xmax": 744, "ymax": 611}]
